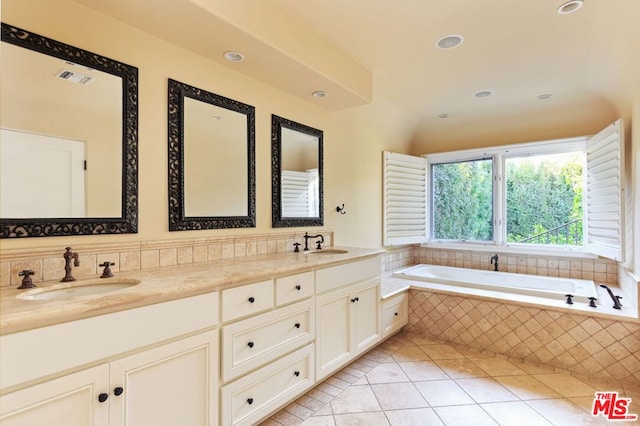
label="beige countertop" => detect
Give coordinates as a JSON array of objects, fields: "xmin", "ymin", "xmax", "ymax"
[{"xmin": 1, "ymin": 246, "xmax": 384, "ymax": 335}]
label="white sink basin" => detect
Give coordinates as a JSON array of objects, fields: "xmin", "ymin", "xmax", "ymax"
[
  {"xmin": 306, "ymin": 249, "xmax": 349, "ymax": 255},
  {"xmin": 17, "ymin": 279, "xmax": 140, "ymax": 301}
]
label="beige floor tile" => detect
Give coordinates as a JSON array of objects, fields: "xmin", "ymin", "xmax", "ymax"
[
  {"xmin": 455, "ymin": 378, "xmax": 519, "ymax": 403},
  {"xmin": 434, "ymin": 404, "xmax": 499, "ymax": 425},
  {"xmin": 414, "ymin": 379, "xmax": 475, "ymax": 406},
  {"xmin": 370, "ymin": 383, "xmax": 428, "ymax": 410},
  {"xmin": 494, "ymin": 375, "xmax": 562, "ymax": 400},
  {"xmin": 470, "ymin": 357, "xmax": 526, "ymax": 376},
  {"xmin": 435, "ymin": 358, "xmax": 489, "ymax": 379},
  {"xmin": 315, "ymin": 404, "xmax": 333, "ymax": 416},
  {"xmin": 306, "ymin": 388, "xmax": 336, "ymax": 404},
  {"xmin": 259, "ymin": 420, "xmax": 281, "ymax": 426},
  {"xmin": 419, "ymin": 344, "xmax": 466, "ymax": 360},
  {"xmin": 334, "ymin": 412, "xmax": 390, "ymax": 425},
  {"xmin": 330, "ymin": 385, "xmax": 381, "ymax": 414},
  {"xmin": 481, "ymin": 401, "xmax": 553, "ymax": 426},
  {"xmin": 526, "ymin": 398, "xmax": 608, "ymax": 425},
  {"xmin": 568, "ymin": 396, "xmax": 598, "ymax": 413},
  {"xmin": 410, "ymin": 335, "xmax": 442, "ymax": 345},
  {"xmin": 391, "ymin": 344, "xmax": 430, "ymax": 362},
  {"xmin": 532, "ymin": 373, "xmax": 598, "ymax": 397},
  {"xmin": 352, "ymin": 377, "xmax": 368, "ymax": 386},
  {"xmin": 385, "ymin": 407, "xmax": 444, "ymax": 426},
  {"xmin": 366, "ymin": 363, "xmax": 410, "ymax": 384},
  {"xmin": 512, "ymin": 361, "xmax": 555, "ymax": 375},
  {"xmin": 300, "ymin": 416, "xmax": 336, "ymax": 426},
  {"xmin": 271, "ymin": 409, "xmax": 305, "ymax": 425},
  {"xmin": 398, "ymin": 361, "xmax": 449, "ymax": 381}
]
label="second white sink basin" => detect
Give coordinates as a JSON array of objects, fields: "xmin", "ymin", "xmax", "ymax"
[
  {"xmin": 306, "ymin": 249, "xmax": 349, "ymax": 255},
  {"xmin": 18, "ymin": 279, "xmax": 140, "ymax": 301}
]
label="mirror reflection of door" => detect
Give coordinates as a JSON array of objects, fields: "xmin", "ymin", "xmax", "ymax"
[
  {"xmin": 0, "ymin": 129, "xmax": 85, "ymax": 217},
  {"xmin": 281, "ymin": 127, "xmax": 319, "ymax": 218}
]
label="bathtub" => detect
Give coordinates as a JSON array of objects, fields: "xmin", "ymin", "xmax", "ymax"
[{"xmin": 393, "ymin": 264, "xmax": 598, "ymax": 305}]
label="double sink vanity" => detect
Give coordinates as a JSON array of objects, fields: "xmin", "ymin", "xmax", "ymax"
[{"xmin": 0, "ymin": 247, "xmax": 409, "ymax": 426}]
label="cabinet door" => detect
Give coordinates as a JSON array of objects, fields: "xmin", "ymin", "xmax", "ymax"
[
  {"xmin": 109, "ymin": 330, "xmax": 218, "ymax": 426},
  {"xmin": 353, "ymin": 280, "xmax": 381, "ymax": 354},
  {"xmin": 315, "ymin": 287, "xmax": 351, "ymax": 380},
  {"xmin": 0, "ymin": 364, "xmax": 109, "ymax": 426}
]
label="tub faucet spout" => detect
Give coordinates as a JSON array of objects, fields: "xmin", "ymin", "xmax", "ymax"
[
  {"xmin": 599, "ymin": 285, "xmax": 622, "ymax": 310},
  {"xmin": 490, "ymin": 254, "xmax": 499, "ymax": 272}
]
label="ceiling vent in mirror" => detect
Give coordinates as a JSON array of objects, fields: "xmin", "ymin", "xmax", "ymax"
[
  {"xmin": 55, "ymin": 69, "xmax": 94, "ymax": 85},
  {"xmin": 557, "ymin": 0, "xmax": 584, "ymax": 14},
  {"xmin": 436, "ymin": 35, "xmax": 464, "ymax": 49},
  {"xmin": 474, "ymin": 90, "xmax": 494, "ymax": 98},
  {"xmin": 223, "ymin": 51, "xmax": 245, "ymax": 62}
]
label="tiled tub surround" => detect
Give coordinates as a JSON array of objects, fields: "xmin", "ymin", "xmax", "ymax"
[
  {"xmin": 0, "ymin": 231, "xmax": 334, "ymax": 288},
  {"xmin": 407, "ymin": 289, "xmax": 640, "ymax": 387}
]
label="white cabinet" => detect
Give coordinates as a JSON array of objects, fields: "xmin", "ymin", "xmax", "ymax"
[
  {"xmin": 0, "ymin": 330, "xmax": 218, "ymax": 426},
  {"xmin": 0, "ymin": 365, "xmax": 109, "ymax": 426},
  {"xmin": 316, "ymin": 278, "xmax": 380, "ymax": 380},
  {"xmin": 382, "ymin": 292, "xmax": 408, "ymax": 337}
]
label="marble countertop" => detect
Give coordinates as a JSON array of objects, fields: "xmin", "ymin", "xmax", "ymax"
[{"xmin": 1, "ymin": 246, "xmax": 384, "ymax": 335}]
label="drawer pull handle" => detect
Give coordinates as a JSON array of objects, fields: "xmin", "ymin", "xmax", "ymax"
[
  {"xmin": 294, "ymin": 322, "xmax": 301, "ymax": 329},
  {"xmin": 98, "ymin": 393, "xmax": 109, "ymax": 403},
  {"xmin": 294, "ymin": 371, "xmax": 300, "ymax": 377},
  {"xmin": 247, "ymin": 341, "xmax": 255, "ymax": 348},
  {"xmin": 351, "ymin": 297, "xmax": 359, "ymax": 303},
  {"xmin": 248, "ymin": 297, "xmax": 255, "ymax": 303},
  {"xmin": 247, "ymin": 398, "xmax": 254, "ymax": 405},
  {"xmin": 114, "ymin": 387, "xmax": 124, "ymax": 396},
  {"xmin": 295, "ymin": 285, "xmax": 301, "ymax": 291}
]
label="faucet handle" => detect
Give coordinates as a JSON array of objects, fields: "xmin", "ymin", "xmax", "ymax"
[
  {"xmin": 99, "ymin": 261, "xmax": 115, "ymax": 278},
  {"xmin": 17, "ymin": 269, "xmax": 36, "ymax": 289},
  {"xmin": 293, "ymin": 243, "xmax": 301, "ymax": 253},
  {"xmin": 315, "ymin": 239, "xmax": 323, "ymax": 250}
]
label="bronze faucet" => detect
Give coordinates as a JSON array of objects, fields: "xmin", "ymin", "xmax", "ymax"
[
  {"xmin": 303, "ymin": 232, "xmax": 324, "ymax": 251},
  {"xmin": 61, "ymin": 247, "xmax": 80, "ymax": 282}
]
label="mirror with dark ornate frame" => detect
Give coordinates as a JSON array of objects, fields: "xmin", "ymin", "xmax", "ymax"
[
  {"xmin": 0, "ymin": 23, "xmax": 138, "ymax": 238},
  {"xmin": 168, "ymin": 79, "xmax": 256, "ymax": 230},
  {"xmin": 271, "ymin": 115, "xmax": 323, "ymax": 227}
]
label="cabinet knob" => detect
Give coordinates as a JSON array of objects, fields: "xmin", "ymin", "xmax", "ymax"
[
  {"xmin": 294, "ymin": 371, "xmax": 300, "ymax": 377},
  {"xmin": 247, "ymin": 398, "xmax": 254, "ymax": 405},
  {"xmin": 394, "ymin": 312, "xmax": 398, "ymax": 316},
  {"xmin": 295, "ymin": 285, "xmax": 301, "ymax": 291},
  {"xmin": 248, "ymin": 341, "xmax": 255, "ymax": 348},
  {"xmin": 294, "ymin": 322, "xmax": 301, "ymax": 329},
  {"xmin": 114, "ymin": 387, "xmax": 124, "ymax": 396},
  {"xmin": 98, "ymin": 393, "xmax": 109, "ymax": 403},
  {"xmin": 351, "ymin": 297, "xmax": 359, "ymax": 303},
  {"xmin": 248, "ymin": 297, "xmax": 255, "ymax": 304}
]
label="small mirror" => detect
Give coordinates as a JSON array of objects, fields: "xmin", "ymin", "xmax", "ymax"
[
  {"xmin": 168, "ymin": 79, "xmax": 256, "ymax": 230},
  {"xmin": 0, "ymin": 23, "xmax": 138, "ymax": 238},
  {"xmin": 272, "ymin": 115, "xmax": 323, "ymax": 227}
]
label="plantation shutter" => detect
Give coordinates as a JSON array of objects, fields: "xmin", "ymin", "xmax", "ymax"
[
  {"xmin": 281, "ymin": 170, "xmax": 311, "ymax": 217},
  {"xmin": 585, "ymin": 119, "xmax": 625, "ymax": 261},
  {"xmin": 383, "ymin": 151, "xmax": 429, "ymax": 246}
]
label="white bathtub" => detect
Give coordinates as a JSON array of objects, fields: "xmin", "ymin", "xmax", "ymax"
[{"xmin": 393, "ymin": 264, "xmax": 598, "ymax": 304}]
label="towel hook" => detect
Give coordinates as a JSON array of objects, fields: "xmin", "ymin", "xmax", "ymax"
[{"xmin": 336, "ymin": 204, "xmax": 346, "ymax": 215}]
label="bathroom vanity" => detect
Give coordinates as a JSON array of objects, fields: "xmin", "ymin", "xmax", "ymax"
[{"xmin": 0, "ymin": 248, "xmax": 407, "ymax": 426}]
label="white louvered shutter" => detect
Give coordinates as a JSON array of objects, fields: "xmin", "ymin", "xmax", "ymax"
[
  {"xmin": 383, "ymin": 151, "xmax": 429, "ymax": 246},
  {"xmin": 585, "ymin": 119, "xmax": 625, "ymax": 261},
  {"xmin": 282, "ymin": 170, "xmax": 311, "ymax": 217}
]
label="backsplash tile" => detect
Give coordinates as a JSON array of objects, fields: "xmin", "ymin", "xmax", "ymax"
[{"xmin": 0, "ymin": 231, "xmax": 334, "ymax": 287}]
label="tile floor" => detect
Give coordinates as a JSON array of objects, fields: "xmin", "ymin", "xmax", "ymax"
[{"xmin": 261, "ymin": 330, "xmax": 640, "ymax": 425}]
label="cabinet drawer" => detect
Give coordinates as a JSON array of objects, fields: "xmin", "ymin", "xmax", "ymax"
[
  {"xmin": 275, "ymin": 271, "xmax": 314, "ymax": 305},
  {"xmin": 222, "ymin": 300, "xmax": 313, "ymax": 382},
  {"xmin": 382, "ymin": 292, "xmax": 408, "ymax": 337},
  {"xmin": 221, "ymin": 344, "xmax": 314, "ymax": 426},
  {"xmin": 316, "ymin": 256, "xmax": 381, "ymax": 294},
  {"xmin": 222, "ymin": 280, "xmax": 274, "ymax": 323}
]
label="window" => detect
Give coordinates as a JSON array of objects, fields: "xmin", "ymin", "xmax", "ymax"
[{"xmin": 383, "ymin": 120, "xmax": 624, "ymax": 261}]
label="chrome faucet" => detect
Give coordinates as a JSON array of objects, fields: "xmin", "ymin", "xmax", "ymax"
[
  {"xmin": 303, "ymin": 232, "xmax": 324, "ymax": 251},
  {"xmin": 61, "ymin": 247, "xmax": 80, "ymax": 282},
  {"xmin": 490, "ymin": 254, "xmax": 499, "ymax": 272}
]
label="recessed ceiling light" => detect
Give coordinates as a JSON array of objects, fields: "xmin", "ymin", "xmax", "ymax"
[
  {"xmin": 212, "ymin": 115, "xmax": 223, "ymax": 120},
  {"xmin": 537, "ymin": 93, "xmax": 553, "ymax": 100},
  {"xmin": 312, "ymin": 91, "xmax": 327, "ymax": 98},
  {"xmin": 474, "ymin": 90, "xmax": 494, "ymax": 98},
  {"xmin": 223, "ymin": 51, "xmax": 245, "ymax": 62},
  {"xmin": 557, "ymin": 0, "xmax": 584, "ymax": 15},
  {"xmin": 436, "ymin": 35, "xmax": 464, "ymax": 49},
  {"xmin": 438, "ymin": 113, "xmax": 449, "ymax": 119}
]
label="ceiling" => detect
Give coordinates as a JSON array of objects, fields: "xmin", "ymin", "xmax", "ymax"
[{"xmin": 70, "ymin": 0, "xmax": 639, "ymax": 147}]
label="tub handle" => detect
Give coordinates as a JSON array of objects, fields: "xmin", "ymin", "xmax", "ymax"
[
  {"xmin": 588, "ymin": 297, "xmax": 597, "ymax": 308},
  {"xmin": 565, "ymin": 294, "xmax": 574, "ymax": 305}
]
